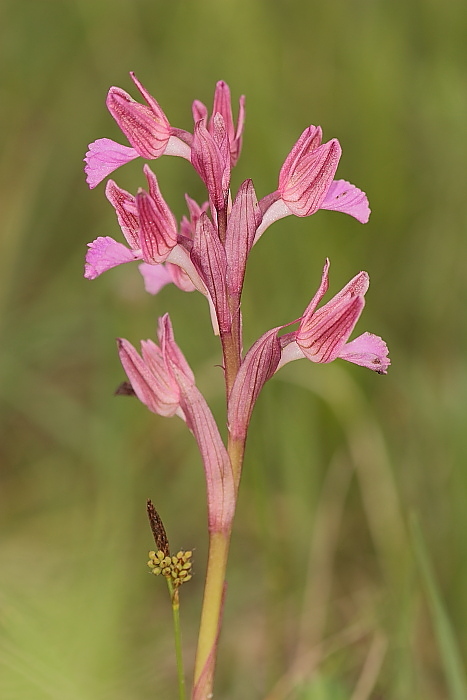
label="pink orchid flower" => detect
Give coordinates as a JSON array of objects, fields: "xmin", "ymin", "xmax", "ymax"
[
  {"xmin": 84, "ymin": 73, "xmax": 192, "ymax": 188},
  {"xmin": 118, "ymin": 315, "xmax": 235, "ymax": 533},
  {"xmin": 228, "ymin": 260, "xmax": 389, "ymax": 443},
  {"xmin": 84, "ymin": 165, "xmax": 204, "ymax": 294},
  {"xmin": 278, "ymin": 259, "xmax": 389, "ymax": 372},
  {"xmin": 255, "ymin": 126, "xmax": 370, "ymax": 242}
]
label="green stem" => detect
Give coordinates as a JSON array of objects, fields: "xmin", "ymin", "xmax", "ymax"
[
  {"xmin": 167, "ymin": 580, "xmax": 186, "ymax": 700},
  {"xmin": 193, "ymin": 530, "xmax": 231, "ymax": 693}
]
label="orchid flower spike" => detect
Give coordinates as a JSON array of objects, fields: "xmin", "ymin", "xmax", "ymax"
[
  {"xmin": 84, "ymin": 73, "xmax": 192, "ymax": 188},
  {"xmin": 255, "ymin": 126, "xmax": 371, "ymax": 242}
]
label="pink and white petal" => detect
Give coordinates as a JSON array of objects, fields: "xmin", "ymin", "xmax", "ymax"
[
  {"xmin": 253, "ymin": 197, "xmax": 290, "ymax": 244},
  {"xmin": 84, "ymin": 139, "xmax": 139, "ymax": 189},
  {"xmin": 138, "ymin": 262, "xmax": 173, "ymax": 295},
  {"xmin": 164, "ymin": 134, "xmax": 192, "ymax": 160},
  {"xmin": 84, "ymin": 236, "xmax": 141, "ymax": 279},
  {"xmin": 338, "ymin": 332, "xmax": 390, "ymax": 373},
  {"xmin": 320, "ymin": 179, "xmax": 371, "ymax": 224},
  {"xmin": 276, "ymin": 339, "xmax": 307, "ymax": 370}
]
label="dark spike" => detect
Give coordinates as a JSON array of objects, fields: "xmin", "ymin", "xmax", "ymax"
[
  {"xmin": 115, "ymin": 381, "xmax": 136, "ymax": 396},
  {"xmin": 147, "ymin": 499, "xmax": 170, "ymax": 556}
]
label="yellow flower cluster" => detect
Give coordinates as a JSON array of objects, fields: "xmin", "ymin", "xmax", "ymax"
[{"xmin": 148, "ymin": 549, "xmax": 193, "ymax": 588}]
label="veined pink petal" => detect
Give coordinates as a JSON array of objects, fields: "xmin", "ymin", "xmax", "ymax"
[
  {"xmin": 158, "ymin": 314, "xmax": 195, "ymax": 386},
  {"xmin": 232, "ymin": 94, "xmax": 245, "ymax": 165},
  {"xmin": 136, "ymin": 177, "xmax": 178, "ymax": 264},
  {"xmin": 298, "ymin": 270, "xmax": 369, "ymax": 362},
  {"xmin": 192, "ymin": 99, "xmax": 208, "ymax": 127},
  {"xmin": 298, "ymin": 295, "xmax": 365, "ymax": 363},
  {"xmin": 228, "ymin": 328, "xmax": 282, "ymax": 441},
  {"xmin": 279, "ymin": 125, "xmax": 322, "ymax": 185},
  {"xmin": 337, "ymin": 332, "xmax": 390, "ymax": 373},
  {"xmin": 117, "ymin": 337, "xmax": 181, "ymax": 417},
  {"xmin": 191, "ymin": 214, "xmax": 230, "ymax": 333},
  {"xmin": 105, "ymin": 180, "xmax": 139, "ymax": 249},
  {"xmin": 210, "ymin": 82, "xmax": 235, "ymax": 147},
  {"xmin": 320, "ymin": 179, "xmax": 371, "ymax": 223},
  {"xmin": 225, "ymin": 179, "xmax": 262, "ymax": 296},
  {"xmin": 138, "ymin": 262, "xmax": 173, "ymax": 295},
  {"xmin": 106, "ymin": 85, "xmax": 171, "ymax": 159},
  {"xmin": 280, "ymin": 139, "xmax": 342, "ymax": 217},
  {"xmin": 84, "ymin": 236, "xmax": 141, "ymax": 279},
  {"xmin": 191, "ymin": 121, "xmax": 229, "ymax": 211},
  {"xmin": 84, "ymin": 139, "xmax": 138, "ymax": 189}
]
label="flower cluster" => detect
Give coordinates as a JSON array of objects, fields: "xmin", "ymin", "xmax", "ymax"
[{"xmin": 148, "ymin": 549, "xmax": 193, "ymax": 588}]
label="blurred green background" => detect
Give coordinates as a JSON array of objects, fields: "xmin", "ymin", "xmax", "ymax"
[{"xmin": 1, "ymin": 0, "xmax": 467, "ymax": 698}]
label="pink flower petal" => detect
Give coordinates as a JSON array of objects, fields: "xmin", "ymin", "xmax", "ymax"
[
  {"xmin": 320, "ymin": 179, "xmax": 371, "ymax": 223},
  {"xmin": 138, "ymin": 262, "xmax": 173, "ymax": 295},
  {"xmin": 84, "ymin": 139, "xmax": 138, "ymax": 189},
  {"xmin": 337, "ymin": 332, "xmax": 390, "ymax": 373},
  {"xmin": 106, "ymin": 84, "xmax": 171, "ymax": 159},
  {"xmin": 117, "ymin": 337, "xmax": 180, "ymax": 417},
  {"xmin": 280, "ymin": 139, "xmax": 342, "ymax": 217},
  {"xmin": 84, "ymin": 236, "xmax": 141, "ymax": 279},
  {"xmin": 279, "ymin": 125, "xmax": 322, "ymax": 186},
  {"xmin": 105, "ymin": 180, "xmax": 140, "ymax": 249}
]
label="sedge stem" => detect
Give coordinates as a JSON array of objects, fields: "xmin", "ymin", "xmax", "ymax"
[{"xmin": 167, "ymin": 580, "xmax": 186, "ymax": 700}]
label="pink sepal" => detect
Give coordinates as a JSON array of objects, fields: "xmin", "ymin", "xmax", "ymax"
[
  {"xmin": 225, "ymin": 179, "xmax": 262, "ymax": 296},
  {"xmin": 279, "ymin": 125, "xmax": 323, "ymax": 184},
  {"xmin": 210, "ymin": 81, "xmax": 245, "ymax": 165},
  {"xmin": 338, "ymin": 332, "xmax": 390, "ymax": 373},
  {"xmin": 84, "ymin": 139, "xmax": 138, "ymax": 189},
  {"xmin": 228, "ymin": 328, "xmax": 282, "ymax": 441},
  {"xmin": 106, "ymin": 79, "xmax": 171, "ymax": 159},
  {"xmin": 136, "ymin": 166, "xmax": 178, "ymax": 264},
  {"xmin": 191, "ymin": 214, "xmax": 230, "ymax": 333},
  {"xmin": 297, "ymin": 268, "xmax": 369, "ymax": 363},
  {"xmin": 117, "ymin": 336, "xmax": 181, "ymax": 417},
  {"xmin": 280, "ymin": 138, "xmax": 342, "ymax": 217},
  {"xmin": 105, "ymin": 180, "xmax": 139, "ymax": 249},
  {"xmin": 84, "ymin": 236, "xmax": 141, "ymax": 279},
  {"xmin": 320, "ymin": 179, "xmax": 371, "ymax": 223},
  {"xmin": 191, "ymin": 121, "xmax": 229, "ymax": 211}
]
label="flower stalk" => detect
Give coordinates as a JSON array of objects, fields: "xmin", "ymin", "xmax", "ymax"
[{"xmin": 84, "ymin": 75, "xmax": 390, "ymax": 698}]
